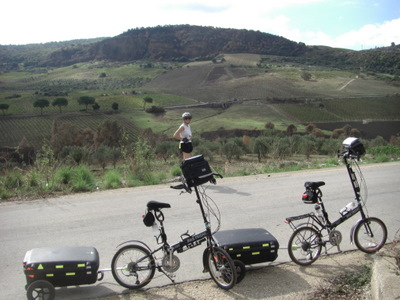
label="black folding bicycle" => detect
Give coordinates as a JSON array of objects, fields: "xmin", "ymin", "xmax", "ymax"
[
  {"xmin": 285, "ymin": 138, "xmax": 387, "ymax": 265},
  {"xmin": 111, "ymin": 173, "xmax": 237, "ymax": 290}
]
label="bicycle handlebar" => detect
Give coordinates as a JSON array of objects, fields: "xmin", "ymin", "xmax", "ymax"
[{"xmin": 169, "ymin": 173, "xmax": 223, "ymax": 191}]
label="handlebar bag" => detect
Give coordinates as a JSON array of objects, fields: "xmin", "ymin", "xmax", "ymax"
[{"xmin": 180, "ymin": 155, "xmax": 214, "ymax": 187}]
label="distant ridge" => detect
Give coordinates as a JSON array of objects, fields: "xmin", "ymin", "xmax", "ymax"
[{"xmin": 0, "ymin": 25, "xmax": 399, "ymax": 74}]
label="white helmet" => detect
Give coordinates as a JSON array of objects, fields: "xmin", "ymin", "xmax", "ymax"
[{"xmin": 182, "ymin": 112, "xmax": 192, "ymax": 119}]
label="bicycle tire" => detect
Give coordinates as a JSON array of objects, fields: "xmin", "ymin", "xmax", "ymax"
[
  {"xmin": 288, "ymin": 226, "xmax": 322, "ymax": 266},
  {"xmin": 111, "ymin": 244, "xmax": 155, "ymax": 289},
  {"xmin": 26, "ymin": 280, "xmax": 55, "ymax": 300},
  {"xmin": 207, "ymin": 247, "xmax": 237, "ymax": 289},
  {"xmin": 354, "ymin": 217, "xmax": 387, "ymax": 253}
]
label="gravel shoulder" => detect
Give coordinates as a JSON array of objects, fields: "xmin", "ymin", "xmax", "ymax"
[{"xmin": 97, "ymin": 250, "xmax": 377, "ymax": 300}]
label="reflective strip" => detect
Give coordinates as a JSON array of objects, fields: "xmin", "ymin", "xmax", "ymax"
[
  {"xmin": 46, "ymin": 274, "xmax": 54, "ymax": 277},
  {"xmin": 66, "ymin": 272, "xmax": 76, "ymax": 276},
  {"xmin": 56, "ymin": 265, "xmax": 64, "ymax": 269},
  {"xmin": 228, "ymin": 248, "xmax": 234, "ymax": 251},
  {"xmin": 262, "ymin": 243, "xmax": 270, "ymax": 247},
  {"xmin": 252, "ymin": 252, "xmax": 260, "ymax": 256},
  {"xmin": 236, "ymin": 254, "xmax": 242, "ymax": 257},
  {"xmin": 77, "ymin": 264, "xmax": 86, "ymax": 268},
  {"xmin": 243, "ymin": 246, "xmax": 250, "ymax": 249}
]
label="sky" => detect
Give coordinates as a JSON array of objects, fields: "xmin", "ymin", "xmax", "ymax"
[{"xmin": 1, "ymin": 0, "xmax": 399, "ymax": 50}]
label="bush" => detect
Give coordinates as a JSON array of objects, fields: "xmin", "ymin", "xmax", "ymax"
[
  {"xmin": 71, "ymin": 166, "xmax": 95, "ymax": 192},
  {"xmin": 103, "ymin": 170, "xmax": 122, "ymax": 189},
  {"xmin": 54, "ymin": 167, "xmax": 73, "ymax": 185}
]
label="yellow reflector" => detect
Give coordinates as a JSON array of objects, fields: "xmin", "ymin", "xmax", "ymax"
[
  {"xmin": 56, "ymin": 265, "xmax": 64, "ymax": 269},
  {"xmin": 228, "ymin": 248, "xmax": 233, "ymax": 251},
  {"xmin": 66, "ymin": 272, "xmax": 75, "ymax": 276},
  {"xmin": 252, "ymin": 252, "xmax": 260, "ymax": 255},
  {"xmin": 236, "ymin": 254, "xmax": 242, "ymax": 257},
  {"xmin": 38, "ymin": 264, "xmax": 44, "ymax": 270},
  {"xmin": 262, "ymin": 243, "xmax": 270, "ymax": 247},
  {"xmin": 77, "ymin": 264, "xmax": 85, "ymax": 268},
  {"xmin": 46, "ymin": 274, "xmax": 54, "ymax": 277},
  {"xmin": 243, "ymin": 246, "xmax": 250, "ymax": 249}
]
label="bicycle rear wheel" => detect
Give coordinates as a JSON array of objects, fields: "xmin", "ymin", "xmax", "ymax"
[
  {"xmin": 111, "ymin": 244, "xmax": 155, "ymax": 289},
  {"xmin": 288, "ymin": 226, "xmax": 322, "ymax": 266},
  {"xmin": 207, "ymin": 247, "xmax": 237, "ymax": 289},
  {"xmin": 354, "ymin": 217, "xmax": 387, "ymax": 253}
]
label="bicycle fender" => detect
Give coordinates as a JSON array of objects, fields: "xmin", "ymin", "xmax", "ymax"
[
  {"xmin": 349, "ymin": 219, "xmax": 362, "ymax": 244},
  {"xmin": 115, "ymin": 240, "xmax": 152, "ymax": 252},
  {"xmin": 202, "ymin": 247, "xmax": 211, "ymax": 273}
]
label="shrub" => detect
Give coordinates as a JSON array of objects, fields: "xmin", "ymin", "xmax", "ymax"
[
  {"xmin": 103, "ymin": 170, "xmax": 122, "ymax": 189},
  {"xmin": 71, "ymin": 166, "xmax": 94, "ymax": 192},
  {"xmin": 54, "ymin": 167, "xmax": 73, "ymax": 185}
]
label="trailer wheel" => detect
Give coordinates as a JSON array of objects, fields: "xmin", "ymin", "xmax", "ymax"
[
  {"xmin": 234, "ymin": 260, "xmax": 246, "ymax": 284},
  {"xmin": 26, "ymin": 280, "xmax": 55, "ymax": 300}
]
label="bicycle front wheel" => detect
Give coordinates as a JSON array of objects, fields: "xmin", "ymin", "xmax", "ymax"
[
  {"xmin": 111, "ymin": 244, "xmax": 155, "ymax": 289},
  {"xmin": 354, "ymin": 217, "xmax": 387, "ymax": 253},
  {"xmin": 207, "ymin": 247, "xmax": 237, "ymax": 290},
  {"xmin": 288, "ymin": 226, "xmax": 322, "ymax": 266}
]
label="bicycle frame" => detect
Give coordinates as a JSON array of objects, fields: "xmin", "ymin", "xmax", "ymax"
[{"xmin": 124, "ymin": 185, "xmax": 219, "ymax": 283}]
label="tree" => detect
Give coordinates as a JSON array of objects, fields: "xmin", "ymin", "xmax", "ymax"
[
  {"xmin": 52, "ymin": 97, "xmax": 68, "ymax": 113},
  {"xmin": 301, "ymin": 71, "xmax": 312, "ymax": 81},
  {"xmin": 94, "ymin": 120, "xmax": 124, "ymax": 148},
  {"xmin": 112, "ymin": 102, "xmax": 119, "ymax": 111},
  {"xmin": 286, "ymin": 124, "xmax": 297, "ymax": 136},
  {"xmin": 33, "ymin": 98, "xmax": 50, "ymax": 115},
  {"xmin": 92, "ymin": 103, "xmax": 100, "ymax": 111},
  {"xmin": 77, "ymin": 96, "xmax": 95, "ymax": 111},
  {"xmin": 143, "ymin": 96, "xmax": 153, "ymax": 110},
  {"xmin": 0, "ymin": 103, "xmax": 10, "ymax": 115}
]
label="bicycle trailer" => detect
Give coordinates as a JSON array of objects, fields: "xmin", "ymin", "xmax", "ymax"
[
  {"xmin": 214, "ymin": 228, "xmax": 279, "ymax": 265},
  {"xmin": 23, "ymin": 246, "xmax": 100, "ymax": 288}
]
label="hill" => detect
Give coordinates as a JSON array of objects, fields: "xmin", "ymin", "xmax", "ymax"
[{"xmin": 1, "ymin": 25, "xmax": 400, "ymax": 75}]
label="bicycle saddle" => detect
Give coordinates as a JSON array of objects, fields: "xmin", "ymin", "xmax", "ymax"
[
  {"xmin": 304, "ymin": 181, "xmax": 325, "ymax": 189},
  {"xmin": 147, "ymin": 200, "xmax": 171, "ymax": 210}
]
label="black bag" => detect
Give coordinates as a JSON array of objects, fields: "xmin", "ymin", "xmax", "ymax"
[
  {"xmin": 23, "ymin": 247, "xmax": 100, "ymax": 287},
  {"xmin": 180, "ymin": 155, "xmax": 214, "ymax": 187},
  {"xmin": 213, "ymin": 228, "xmax": 279, "ymax": 265}
]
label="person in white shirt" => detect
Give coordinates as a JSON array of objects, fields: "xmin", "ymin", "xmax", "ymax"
[{"xmin": 173, "ymin": 112, "xmax": 193, "ymax": 159}]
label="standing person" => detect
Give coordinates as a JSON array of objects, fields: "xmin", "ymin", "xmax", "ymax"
[{"xmin": 173, "ymin": 112, "xmax": 193, "ymax": 159}]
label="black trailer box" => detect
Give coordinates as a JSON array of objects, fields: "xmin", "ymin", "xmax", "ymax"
[
  {"xmin": 214, "ymin": 228, "xmax": 279, "ymax": 265},
  {"xmin": 180, "ymin": 155, "xmax": 214, "ymax": 187},
  {"xmin": 23, "ymin": 247, "xmax": 100, "ymax": 287}
]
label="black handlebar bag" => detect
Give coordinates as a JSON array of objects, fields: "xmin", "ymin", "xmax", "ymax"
[
  {"xmin": 180, "ymin": 155, "xmax": 214, "ymax": 187},
  {"xmin": 23, "ymin": 247, "xmax": 100, "ymax": 287}
]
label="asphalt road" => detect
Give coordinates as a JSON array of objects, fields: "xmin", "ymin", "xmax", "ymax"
[{"xmin": 1, "ymin": 162, "xmax": 399, "ymax": 299}]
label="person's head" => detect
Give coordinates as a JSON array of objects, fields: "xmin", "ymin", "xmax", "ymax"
[{"xmin": 182, "ymin": 112, "xmax": 192, "ymax": 122}]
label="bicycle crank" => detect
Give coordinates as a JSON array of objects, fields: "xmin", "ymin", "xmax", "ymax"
[
  {"xmin": 329, "ymin": 230, "xmax": 343, "ymax": 251},
  {"xmin": 162, "ymin": 254, "xmax": 180, "ymax": 273}
]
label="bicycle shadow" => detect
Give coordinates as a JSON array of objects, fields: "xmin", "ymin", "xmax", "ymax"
[{"xmin": 204, "ymin": 184, "xmax": 251, "ymax": 196}]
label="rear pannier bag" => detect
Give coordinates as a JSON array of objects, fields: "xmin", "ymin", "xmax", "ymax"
[{"xmin": 180, "ymin": 155, "xmax": 214, "ymax": 187}]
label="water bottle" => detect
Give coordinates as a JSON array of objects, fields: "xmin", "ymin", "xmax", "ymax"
[
  {"xmin": 315, "ymin": 204, "xmax": 325, "ymax": 223},
  {"xmin": 340, "ymin": 201, "xmax": 356, "ymax": 216}
]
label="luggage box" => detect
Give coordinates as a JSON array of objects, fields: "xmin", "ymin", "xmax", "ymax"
[
  {"xmin": 23, "ymin": 247, "xmax": 100, "ymax": 287},
  {"xmin": 180, "ymin": 155, "xmax": 214, "ymax": 187},
  {"xmin": 214, "ymin": 228, "xmax": 279, "ymax": 265}
]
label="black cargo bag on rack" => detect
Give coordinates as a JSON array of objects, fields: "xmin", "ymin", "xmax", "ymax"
[
  {"xmin": 23, "ymin": 247, "xmax": 100, "ymax": 287},
  {"xmin": 180, "ymin": 155, "xmax": 214, "ymax": 187},
  {"xmin": 213, "ymin": 228, "xmax": 279, "ymax": 265}
]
